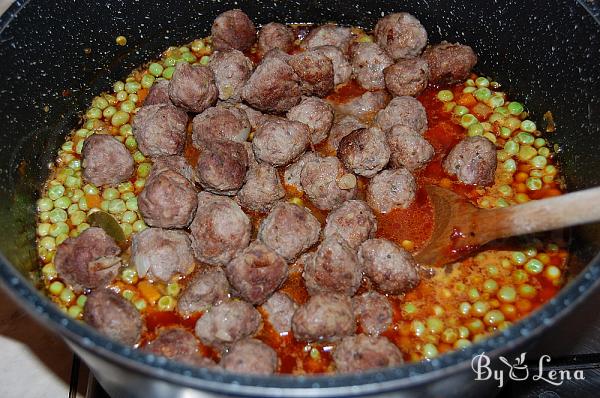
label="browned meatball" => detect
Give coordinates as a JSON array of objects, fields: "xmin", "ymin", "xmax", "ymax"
[
  {"xmin": 283, "ymin": 152, "xmax": 318, "ymax": 194},
  {"xmin": 192, "ymin": 106, "xmax": 251, "ymax": 144},
  {"xmin": 303, "ymin": 234, "xmax": 363, "ymax": 296},
  {"xmin": 147, "ymin": 155, "xmax": 194, "ymax": 182},
  {"xmin": 177, "ymin": 267, "xmax": 230, "ymax": 316},
  {"xmin": 352, "ymin": 292, "xmax": 392, "ymax": 336},
  {"xmin": 350, "ymin": 42, "xmax": 393, "ymax": 90},
  {"xmin": 260, "ymin": 292, "xmax": 298, "ymax": 335},
  {"xmin": 288, "ymin": 50, "xmax": 334, "ymax": 97},
  {"xmin": 144, "ymin": 328, "xmax": 216, "ymax": 368},
  {"xmin": 226, "ymin": 241, "xmax": 288, "ymax": 305},
  {"xmin": 291, "ymin": 293, "xmax": 355, "ymax": 342},
  {"xmin": 252, "ymin": 117, "xmax": 309, "ymax": 167},
  {"xmin": 384, "ymin": 58, "xmax": 430, "ymax": 97},
  {"xmin": 194, "ymin": 299, "xmax": 261, "ymax": 349},
  {"xmin": 168, "ymin": 63, "xmax": 218, "ymax": 113},
  {"xmin": 211, "ymin": 9, "xmax": 256, "ymax": 52},
  {"xmin": 366, "ymin": 168, "xmax": 417, "ymax": 213},
  {"xmin": 258, "ymin": 22, "xmax": 294, "ymax": 54},
  {"xmin": 130, "ymin": 228, "xmax": 195, "ymax": 283},
  {"xmin": 241, "ymin": 52, "xmax": 301, "ymax": 113},
  {"xmin": 333, "ymin": 334, "xmax": 403, "ymax": 372},
  {"xmin": 81, "ymin": 134, "xmax": 134, "ymax": 187},
  {"xmin": 258, "ymin": 202, "xmax": 321, "ymax": 262},
  {"xmin": 143, "ymin": 80, "xmax": 171, "ymax": 106},
  {"xmin": 132, "ymin": 104, "xmax": 188, "ymax": 157},
  {"xmin": 326, "ymin": 116, "xmax": 365, "ymax": 151},
  {"xmin": 208, "ymin": 49, "xmax": 253, "ymax": 102},
  {"xmin": 195, "ymin": 140, "xmax": 248, "ymax": 196},
  {"xmin": 138, "ymin": 170, "xmax": 198, "ymax": 228},
  {"xmin": 220, "ymin": 338, "xmax": 278, "ymax": 374},
  {"xmin": 375, "ymin": 96, "xmax": 428, "ymax": 134},
  {"xmin": 323, "ymin": 200, "xmax": 377, "ymax": 250},
  {"xmin": 236, "ymin": 103, "xmax": 269, "ymax": 131},
  {"xmin": 338, "ymin": 127, "xmax": 391, "ymax": 178},
  {"xmin": 236, "ymin": 162, "xmax": 285, "ymax": 212},
  {"xmin": 443, "ymin": 136, "xmax": 497, "ymax": 186},
  {"xmin": 54, "ymin": 227, "xmax": 121, "ymax": 293},
  {"xmin": 314, "ymin": 45, "xmax": 352, "ymax": 86},
  {"xmin": 331, "ymin": 91, "xmax": 391, "ymax": 122},
  {"xmin": 423, "ymin": 42, "xmax": 478, "ymax": 84},
  {"xmin": 386, "ymin": 124, "xmax": 435, "ymax": 171},
  {"xmin": 190, "ymin": 192, "xmax": 251, "ymax": 266},
  {"xmin": 374, "ymin": 12, "xmax": 428, "ymax": 60},
  {"xmin": 83, "ymin": 288, "xmax": 142, "ymax": 346},
  {"xmin": 286, "ymin": 97, "xmax": 333, "ymax": 145},
  {"xmin": 300, "ymin": 156, "xmax": 357, "ymax": 210},
  {"xmin": 302, "ymin": 24, "xmax": 352, "ymax": 53},
  {"xmin": 359, "ymin": 238, "xmax": 420, "ymax": 294}
]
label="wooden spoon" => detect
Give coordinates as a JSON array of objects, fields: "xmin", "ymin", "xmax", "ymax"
[{"xmin": 414, "ymin": 185, "xmax": 600, "ymax": 266}]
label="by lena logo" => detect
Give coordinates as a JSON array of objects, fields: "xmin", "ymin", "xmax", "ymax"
[{"xmin": 471, "ymin": 352, "xmax": 585, "ymax": 388}]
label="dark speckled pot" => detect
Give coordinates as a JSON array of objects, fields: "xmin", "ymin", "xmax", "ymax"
[{"xmin": 0, "ymin": 1, "xmax": 599, "ymax": 397}]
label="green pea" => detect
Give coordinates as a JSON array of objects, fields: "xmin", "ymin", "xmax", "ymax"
[
  {"xmin": 511, "ymin": 251, "xmax": 527, "ymax": 265},
  {"xmin": 454, "ymin": 339, "xmax": 472, "ymax": 349},
  {"xmin": 42, "ymin": 263, "xmax": 57, "ymax": 279},
  {"xmin": 199, "ymin": 55, "xmax": 210, "ymax": 65},
  {"xmin": 422, "ymin": 343, "xmax": 439, "ymax": 359},
  {"xmin": 164, "ymin": 57, "xmax": 177, "ymax": 67},
  {"xmin": 530, "ymin": 155, "xmax": 547, "ymax": 169},
  {"xmin": 121, "ymin": 268, "xmax": 138, "ymax": 284},
  {"xmin": 426, "ymin": 317, "xmax": 444, "ymax": 334},
  {"xmin": 48, "ymin": 185, "xmax": 65, "ymax": 200},
  {"xmin": 86, "ymin": 107, "xmax": 102, "ymax": 120},
  {"xmin": 516, "ymin": 132, "xmax": 535, "ymax": 145},
  {"xmin": 68, "ymin": 305, "xmax": 82, "ymax": 318},
  {"xmin": 134, "ymin": 298, "xmax": 147, "ymax": 311},
  {"xmin": 437, "ymin": 90, "xmax": 454, "ymax": 102},
  {"xmin": 157, "ymin": 295, "xmax": 176, "ymax": 311},
  {"xmin": 162, "ymin": 66, "xmax": 175, "ymax": 79},
  {"xmin": 68, "ymin": 159, "xmax": 81, "ymax": 171},
  {"xmin": 460, "ymin": 114, "xmax": 478, "ymax": 128},
  {"xmin": 504, "ymin": 140, "xmax": 519, "ymax": 155},
  {"xmin": 111, "ymin": 111, "xmax": 130, "ymax": 127},
  {"xmin": 49, "ymin": 222, "xmax": 69, "ymax": 237},
  {"xmin": 83, "ymin": 120, "xmax": 96, "ymax": 130},
  {"xmin": 39, "ymin": 211, "xmax": 51, "ymax": 222},
  {"xmin": 411, "ymin": 320, "xmax": 425, "ymax": 337},
  {"xmin": 442, "ymin": 101, "xmax": 456, "ymax": 113},
  {"xmin": 167, "ymin": 282, "xmax": 181, "ymax": 297},
  {"xmin": 37, "ymin": 223, "xmax": 51, "ymax": 237},
  {"xmin": 474, "ymin": 87, "xmax": 492, "ymax": 101},
  {"xmin": 468, "ymin": 123, "xmax": 484, "ymax": 136},
  {"xmin": 512, "ymin": 269, "xmax": 529, "ymax": 284},
  {"xmin": 65, "ymin": 175, "xmax": 81, "ymax": 189},
  {"xmin": 93, "ymin": 96, "xmax": 109, "ymax": 110},
  {"xmin": 78, "ymin": 197, "xmax": 89, "ymax": 211},
  {"xmin": 458, "ymin": 326, "xmax": 470, "ymax": 339},
  {"xmin": 468, "ymin": 287, "xmax": 480, "ymax": 301},
  {"xmin": 459, "ymin": 302, "xmax": 471, "ymax": 316},
  {"xmin": 60, "ymin": 287, "xmax": 75, "ymax": 303},
  {"xmin": 49, "ymin": 208, "xmax": 68, "ymax": 223},
  {"xmin": 134, "ymin": 178, "xmax": 146, "ymax": 190},
  {"xmin": 498, "ymin": 286, "xmax": 517, "ymax": 303},
  {"xmin": 39, "ymin": 236, "xmax": 56, "ymax": 251},
  {"xmin": 122, "ymin": 210, "xmax": 137, "ymax": 224},
  {"xmin": 442, "ymin": 328, "xmax": 458, "ymax": 344},
  {"xmin": 108, "ymin": 199, "xmax": 127, "ymax": 214},
  {"xmin": 133, "ymin": 219, "xmax": 147, "ymax": 232},
  {"xmin": 520, "ymin": 120, "xmax": 536, "ymax": 132},
  {"xmin": 118, "ymin": 181, "xmax": 133, "ymax": 193},
  {"xmin": 116, "ymin": 90, "xmax": 128, "ymax": 101},
  {"xmin": 467, "ymin": 318, "xmax": 484, "ymax": 333},
  {"xmin": 128, "ymin": 95, "xmax": 139, "ymax": 106},
  {"xmin": 475, "ymin": 76, "xmax": 490, "ymax": 87},
  {"xmin": 119, "ymin": 100, "xmax": 136, "ymax": 113},
  {"xmin": 102, "ymin": 106, "xmax": 117, "ymax": 119},
  {"xmin": 54, "ymin": 196, "xmax": 72, "ymax": 209},
  {"xmin": 487, "ymin": 95, "xmax": 505, "ymax": 108},
  {"xmin": 453, "ymin": 105, "xmax": 469, "ymax": 116},
  {"xmin": 518, "ymin": 284, "xmax": 537, "ymax": 299},
  {"xmin": 182, "ymin": 52, "xmax": 197, "ymax": 63},
  {"xmin": 37, "ymin": 198, "xmax": 54, "ymax": 212},
  {"xmin": 503, "ymin": 159, "xmax": 517, "ymax": 173},
  {"xmin": 62, "ymin": 141, "xmax": 74, "ymax": 152},
  {"xmin": 488, "ymin": 113, "xmax": 505, "ymax": 124},
  {"xmin": 465, "ymin": 78, "xmax": 476, "ymax": 87},
  {"xmin": 484, "ymin": 310, "xmax": 505, "ymax": 326},
  {"xmin": 497, "ymin": 185, "xmax": 513, "ymax": 197},
  {"xmin": 75, "ymin": 140, "xmax": 84, "ymax": 155},
  {"xmin": 496, "ymin": 198, "xmax": 509, "ymax": 208},
  {"xmin": 495, "ymin": 106, "xmax": 509, "ymax": 116},
  {"xmin": 124, "ymin": 136, "xmax": 137, "ymax": 151},
  {"xmin": 533, "ymin": 138, "xmax": 546, "ymax": 148},
  {"xmin": 133, "ymin": 151, "xmax": 146, "ymax": 163},
  {"xmin": 141, "ymin": 74, "xmax": 155, "ymax": 88},
  {"xmin": 113, "ymin": 81, "xmax": 125, "ymax": 92},
  {"xmin": 125, "ymin": 81, "xmax": 141, "ymax": 94},
  {"xmin": 102, "ymin": 188, "xmax": 119, "ymax": 200},
  {"xmin": 120, "ymin": 123, "xmax": 133, "ymax": 136},
  {"xmin": 483, "ymin": 279, "xmax": 498, "ymax": 293},
  {"xmin": 191, "ymin": 39, "xmax": 205, "ymax": 52},
  {"xmin": 137, "ymin": 163, "xmax": 152, "ymax": 178},
  {"xmin": 49, "ymin": 281, "xmax": 64, "ymax": 295},
  {"xmin": 525, "ymin": 258, "xmax": 544, "ymax": 274},
  {"xmin": 538, "ymin": 147, "xmax": 551, "ymax": 158},
  {"xmin": 126, "ymin": 197, "xmax": 138, "ymax": 211},
  {"xmin": 149, "ymin": 63, "xmax": 164, "ymax": 77},
  {"xmin": 518, "ymin": 145, "xmax": 537, "ymax": 161},
  {"xmin": 463, "ymin": 86, "xmax": 476, "ymax": 94},
  {"xmin": 507, "ymin": 101, "xmax": 524, "ymax": 115},
  {"xmin": 77, "ymin": 222, "xmax": 90, "ymax": 233},
  {"xmin": 526, "ymin": 177, "xmax": 542, "ymax": 191}
]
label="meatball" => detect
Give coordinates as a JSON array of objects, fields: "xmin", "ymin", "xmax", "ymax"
[
  {"xmin": 314, "ymin": 45, "xmax": 352, "ymax": 86},
  {"xmin": 236, "ymin": 162, "xmax": 285, "ymax": 212},
  {"xmin": 208, "ymin": 49, "xmax": 253, "ymax": 102},
  {"xmin": 323, "ymin": 200, "xmax": 377, "ymax": 250},
  {"xmin": 241, "ymin": 52, "xmax": 301, "ymax": 113},
  {"xmin": 303, "ymin": 234, "xmax": 363, "ymax": 296},
  {"xmin": 168, "ymin": 63, "xmax": 218, "ymax": 113},
  {"xmin": 81, "ymin": 134, "xmax": 134, "ymax": 187},
  {"xmin": 359, "ymin": 238, "xmax": 420, "ymax": 294},
  {"xmin": 192, "ymin": 106, "xmax": 251, "ymax": 144},
  {"xmin": 143, "ymin": 80, "xmax": 171, "ymax": 106},
  {"xmin": 83, "ymin": 288, "xmax": 142, "ymax": 346},
  {"xmin": 177, "ymin": 267, "xmax": 230, "ymax": 316},
  {"xmin": 258, "ymin": 202, "xmax": 321, "ymax": 262},
  {"xmin": 423, "ymin": 42, "xmax": 478, "ymax": 84},
  {"xmin": 443, "ymin": 136, "xmax": 497, "ymax": 186},
  {"xmin": 220, "ymin": 338, "xmax": 278, "ymax": 375},
  {"xmin": 350, "ymin": 42, "xmax": 393, "ymax": 90},
  {"xmin": 387, "ymin": 124, "xmax": 435, "ymax": 171},
  {"xmin": 211, "ymin": 9, "xmax": 256, "ymax": 52},
  {"xmin": 300, "ymin": 156, "xmax": 357, "ymax": 210},
  {"xmin": 260, "ymin": 292, "xmax": 298, "ymax": 335},
  {"xmin": 332, "ymin": 91, "xmax": 391, "ymax": 122},
  {"xmin": 338, "ymin": 127, "xmax": 391, "ymax": 178},
  {"xmin": 236, "ymin": 103, "xmax": 269, "ymax": 131},
  {"xmin": 288, "ymin": 50, "xmax": 334, "ymax": 97},
  {"xmin": 375, "ymin": 96, "xmax": 428, "ymax": 134},
  {"xmin": 384, "ymin": 58, "xmax": 430, "ymax": 97},
  {"xmin": 252, "ymin": 117, "xmax": 309, "ymax": 167},
  {"xmin": 374, "ymin": 12, "xmax": 428, "ymax": 60},
  {"xmin": 138, "ymin": 170, "xmax": 198, "ymax": 228},
  {"xmin": 352, "ymin": 292, "xmax": 392, "ymax": 336},
  {"xmin": 145, "ymin": 328, "xmax": 216, "ymax": 368},
  {"xmin": 327, "ymin": 116, "xmax": 366, "ymax": 151},
  {"xmin": 130, "ymin": 228, "xmax": 195, "ymax": 283},
  {"xmin": 303, "ymin": 24, "xmax": 353, "ymax": 53},
  {"xmin": 132, "ymin": 104, "xmax": 188, "ymax": 157},
  {"xmin": 283, "ymin": 151, "xmax": 318, "ymax": 193},
  {"xmin": 286, "ymin": 97, "xmax": 334, "ymax": 145},
  {"xmin": 195, "ymin": 140, "xmax": 248, "ymax": 195},
  {"xmin": 366, "ymin": 168, "xmax": 417, "ymax": 213},
  {"xmin": 147, "ymin": 155, "xmax": 194, "ymax": 182},
  {"xmin": 194, "ymin": 299, "xmax": 261, "ymax": 349},
  {"xmin": 333, "ymin": 334, "xmax": 403, "ymax": 372},
  {"xmin": 226, "ymin": 241, "xmax": 288, "ymax": 305},
  {"xmin": 291, "ymin": 293, "xmax": 355, "ymax": 342},
  {"xmin": 54, "ymin": 227, "xmax": 121, "ymax": 293},
  {"xmin": 258, "ymin": 22, "xmax": 294, "ymax": 54},
  {"xmin": 190, "ymin": 192, "xmax": 251, "ymax": 266}
]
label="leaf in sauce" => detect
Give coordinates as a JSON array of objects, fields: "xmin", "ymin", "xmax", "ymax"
[{"xmin": 88, "ymin": 211, "xmax": 126, "ymax": 243}]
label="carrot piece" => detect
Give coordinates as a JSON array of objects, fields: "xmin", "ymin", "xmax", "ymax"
[
  {"xmin": 85, "ymin": 194, "xmax": 102, "ymax": 209},
  {"xmin": 138, "ymin": 280, "xmax": 161, "ymax": 305},
  {"xmin": 137, "ymin": 88, "xmax": 149, "ymax": 104},
  {"xmin": 457, "ymin": 93, "xmax": 477, "ymax": 107}
]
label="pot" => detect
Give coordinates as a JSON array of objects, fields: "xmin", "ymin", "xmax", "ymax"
[{"xmin": 0, "ymin": 1, "xmax": 599, "ymax": 397}]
